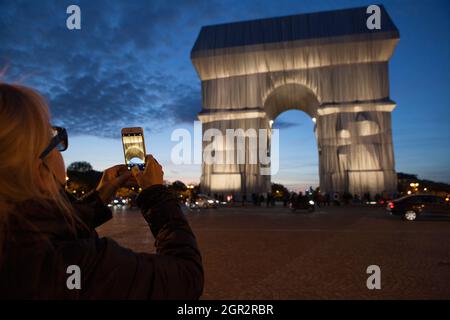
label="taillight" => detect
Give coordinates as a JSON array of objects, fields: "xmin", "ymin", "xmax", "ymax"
[{"xmin": 388, "ymin": 202, "xmax": 394, "ymax": 209}]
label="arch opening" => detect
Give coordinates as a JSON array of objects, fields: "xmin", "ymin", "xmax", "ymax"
[
  {"xmin": 263, "ymin": 83, "xmax": 320, "ymax": 120},
  {"xmin": 271, "ymin": 109, "xmax": 319, "ymax": 193}
]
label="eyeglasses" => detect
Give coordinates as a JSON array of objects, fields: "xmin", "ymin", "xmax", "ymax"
[{"xmin": 39, "ymin": 126, "xmax": 68, "ymax": 160}]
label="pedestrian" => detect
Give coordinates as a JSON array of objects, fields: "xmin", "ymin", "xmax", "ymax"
[
  {"xmin": 313, "ymin": 192, "xmax": 321, "ymax": 208},
  {"xmin": 283, "ymin": 193, "xmax": 288, "ymax": 207},
  {"xmin": 325, "ymin": 192, "xmax": 331, "ymax": 206},
  {"xmin": 289, "ymin": 192, "xmax": 297, "ymax": 209}
]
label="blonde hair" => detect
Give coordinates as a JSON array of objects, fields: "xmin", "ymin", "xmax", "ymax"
[{"xmin": 0, "ymin": 83, "xmax": 80, "ymax": 234}]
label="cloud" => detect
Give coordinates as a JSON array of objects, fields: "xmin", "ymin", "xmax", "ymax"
[
  {"xmin": 273, "ymin": 120, "xmax": 302, "ymax": 129},
  {"xmin": 0, "ymin": 0, "xmax": 209, "ymax": 137},
  {"xmin": 0, "ymin": 0, "xmax": 338, "ymax": 138},
  {"xmin": 161, "ymin": 88, "xmax": 202, "ymax": 123}
]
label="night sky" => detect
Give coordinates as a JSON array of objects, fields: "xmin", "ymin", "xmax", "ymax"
[{"xmin": 1, "ymin": 0, "xmax": 449, "ymax": 190}]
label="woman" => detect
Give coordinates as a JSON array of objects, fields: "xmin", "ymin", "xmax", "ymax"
[{"xmin": 0, "ymin": 83, "xmax": 203, "ymax": 299}]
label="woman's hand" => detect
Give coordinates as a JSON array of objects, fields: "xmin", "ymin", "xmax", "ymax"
[
  {"xmin": 96, "ymin": 164, "xmax": 132, "ymax": 204},
  {"xmin": 131, "ymin": 154, "xmax": 164, "ymax": 190}
]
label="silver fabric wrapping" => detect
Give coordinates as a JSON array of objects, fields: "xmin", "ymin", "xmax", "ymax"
[{"xmin": 192, "ymin": 6, "xmax": 399, "ymax": 198}]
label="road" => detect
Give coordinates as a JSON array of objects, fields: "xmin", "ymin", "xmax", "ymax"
[{"xmin": 97, "ymin": 204, "xmax": 450, "ymax": 299}]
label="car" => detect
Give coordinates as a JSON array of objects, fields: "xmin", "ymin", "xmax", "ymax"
[
  {"xmin": 290, "ymin": 197, "xmax": 315, "ymax": 213},
  {"xmin": 387, "ymin": 194, "xmax": 450, "ymax": 221},
  {"xmin": 186, "ymin": 194, "xmax": 219, "ymax": 209},
  {"xmin": 108, "ymin": 197, "xmax": 128, "ymax": 208}
]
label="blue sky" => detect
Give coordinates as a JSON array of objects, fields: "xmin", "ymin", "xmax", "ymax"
[{"xmin": 1, "ymin": 0, "xmax": 449, "ymax": 190}]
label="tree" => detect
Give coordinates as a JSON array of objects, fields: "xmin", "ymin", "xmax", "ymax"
[
  {"xmin": 271, "ymin": 183, "xmax": 289, "ymax": 200},
  {"xmin": 66, "ymin": 162, "xmax": 100, "ymax": 197},
  {"xmin": 67, "ymin": 161, "xmax": 93, "ymax": 172}
]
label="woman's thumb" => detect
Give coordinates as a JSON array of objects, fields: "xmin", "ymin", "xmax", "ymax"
[{"xmin": 131, "ymin": 166, "xmax": 143, "ymax": 183}]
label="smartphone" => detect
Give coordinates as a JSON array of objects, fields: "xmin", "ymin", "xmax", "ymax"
[{"xmin": 121, "ymin": 127, "xmax": 146, "ymax": 170}]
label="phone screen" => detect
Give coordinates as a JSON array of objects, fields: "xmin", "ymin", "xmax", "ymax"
[{"xmin": 121, "ymin": 129, "xmax": 146, "ymax": 170}]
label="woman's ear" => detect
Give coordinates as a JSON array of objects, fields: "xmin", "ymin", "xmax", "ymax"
[{"xmin": 34, "ymin": 159, "xmax": 46, "ymax": 191}]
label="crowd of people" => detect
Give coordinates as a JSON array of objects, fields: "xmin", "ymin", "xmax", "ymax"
[{"xmin": 206, "ymin": 189, "xmax": 391, "ymax": 209}]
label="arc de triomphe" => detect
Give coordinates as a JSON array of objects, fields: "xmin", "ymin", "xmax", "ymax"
[{"xmin": 191, "ymin": 6, "xmax": 399, "ymax": 198}]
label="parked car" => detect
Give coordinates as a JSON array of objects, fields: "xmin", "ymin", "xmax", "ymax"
[{"xmin": 387, "ymin": 194, "xmax": 450, "ymax": 221}]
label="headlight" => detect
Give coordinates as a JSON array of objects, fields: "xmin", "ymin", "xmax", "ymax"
[
  {"xmin": 309, "ymin": 200, "xmax": 314, "ymax": 205},
  {"xmin": 113, "ymin": 199, "xmax": 119, "ymax": 204},
  {"xmin": 207, "ymin": 200, "xmax": 214, "ymax": 204}
]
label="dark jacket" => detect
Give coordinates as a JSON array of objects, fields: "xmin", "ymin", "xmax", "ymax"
[{"xmin": 0, "ymin": 185, "xmax": 203, "ymax": 299}]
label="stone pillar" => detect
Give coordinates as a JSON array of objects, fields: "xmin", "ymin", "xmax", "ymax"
[
  {"xmin": 316, "ymin": 101, "xmax": 397, "ymax": 197},
  {"xmin": 198, "ymin": 109, "xmax": 272, "ymax": 199}
]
